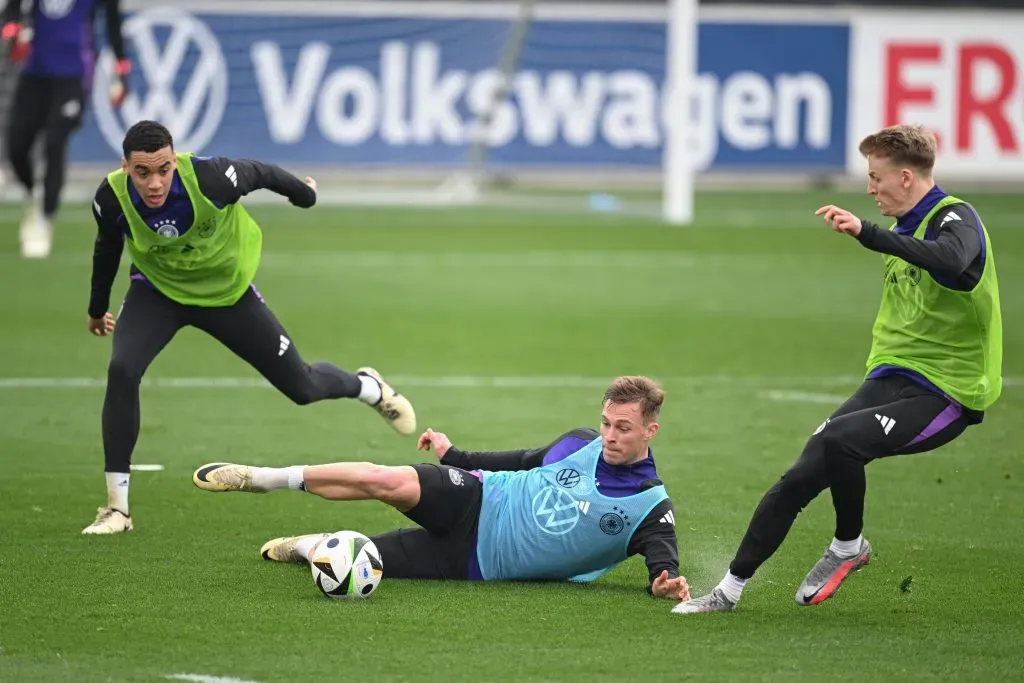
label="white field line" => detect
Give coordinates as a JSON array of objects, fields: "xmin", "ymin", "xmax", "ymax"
[
  {"xmin": 1, "ymin": 247, "xmax": 1021, "ymax": 268},
  {"xmin": 0, "ymin": 375, "xmax": 1019, "ymax": 390},
  {"xmin": 763, "ymin": 390, "xmax": 851, "ymax": 405},
  {"xmin": 167, "ymin": 675, "xmax": 260, "ymax": 683},
  {"xmin": 0, "ymin": 375, "xmax": 855, "ymax": 390},
  {"xmin": 0, "ymin": 251, "xmax": 718, "ymax": 268}
]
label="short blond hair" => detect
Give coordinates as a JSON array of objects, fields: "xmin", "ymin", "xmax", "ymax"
[
  {"xmin": 858, "ymin": 124, "xmax": 937, "ymax": 174},
  {"xmin": 603, "ymin": 376, "xmax": 664, "ymax": 422}
]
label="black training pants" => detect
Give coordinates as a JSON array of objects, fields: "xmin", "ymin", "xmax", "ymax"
[
  {"xmin": 730, "ymin": 374, "xmax": 973, "ymax": 579},
  {"xmin": 102, "ymin": 280, "xmax": 362, "ymax": 472},
  {"xmin": 5, "ymin": 74, "xmax": 84, "ymax": 217}
]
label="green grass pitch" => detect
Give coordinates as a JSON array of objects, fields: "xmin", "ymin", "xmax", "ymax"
[{"xmin": 1, "ymin": 190, "xmax": 1022, "ymax": 682}]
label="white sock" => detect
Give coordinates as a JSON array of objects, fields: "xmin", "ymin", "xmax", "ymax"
[
  {"xmin": 106, "ymin": 472, "xmax": 130, "ymax": 515},
  {"xmin": 715, "ymin": 572, "xmax": 747, "ymax": 604},
  {"xmin": 251, "ymin": 466, "xmax": 306, "ymax": 492},
  {"xmin": 294, "ymin": 536, "xmax": 322, "ymax": 563},
  {"xmin": 830, "ymin": 535, "xmax": 863, "ymax": 557},
  {"xmin": 358, "ymin": 375, "xmax": 382, "ymax": 405}
]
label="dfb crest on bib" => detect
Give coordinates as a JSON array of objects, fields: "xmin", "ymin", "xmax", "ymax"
[
  {"xmin": 154, "ymin": 219, "xmax": 179, "ymax": 239},
  {"xmin": 41, "ymin": 0, "xmax": 75, "ymax": 19}
]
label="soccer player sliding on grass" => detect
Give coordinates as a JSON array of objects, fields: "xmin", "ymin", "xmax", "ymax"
[
  {"xmin": 83, "ymin": 120, "xmax": 416, "ymax": 536},
  {"xmin": 194, "ymin": 376, "xmax": 690, "ymax": 600},
  {"xmin": 674, "ymin": 124, "xmax": 1003, "ymax": 614}
]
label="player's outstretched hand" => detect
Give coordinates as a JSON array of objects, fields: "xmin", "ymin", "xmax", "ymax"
[
  {"xmin": 304, "ymin": 176, "xmax": 317, "ymax": 193},
  {"xmin": 417, "ymin": 428, "xmax": 452, "ymax": 459},
  {"xmin": 815, "ymin": 204, "xmax": 862, "ymax": 237},
  {"xmin": 88, "ymin": 312, "xmax": 116, "ymax": 337},
  {"xmin": 2, "ymin": 22, "xmax": 31, "ymax": 63},
  {"xmin": 651, "ymin": 570, "xmax": 690, "ymax": 600}
]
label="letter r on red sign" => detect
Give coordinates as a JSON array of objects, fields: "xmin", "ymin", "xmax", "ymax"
[{"xmin": 957, "ymin": 43, "xmax": 1018, "ymax": 153}]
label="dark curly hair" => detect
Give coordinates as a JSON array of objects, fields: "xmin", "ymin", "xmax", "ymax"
[{"xmin": 122, "ymin": 120, "xmax": 174, "ymax": 159}]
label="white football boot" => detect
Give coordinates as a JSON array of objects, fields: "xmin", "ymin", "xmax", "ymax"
[
  {"xmin": 19, "ymin": 201, "xmax": 51, "ymax": 259},
  {"xmin": 260, "ymin": 533, "xmax": 330, "ymax": 564},
  {"xmin": 82, "ymin": 507, "xmax": 133, "ymax": 535},
  {"xmin": 671, "ymin": 588, "xmax": 737, "ymax": 614},
  {"xmin": 357, "ymin": 367, "xmax": 416, "ymax": 436},
  {"xmin": 192, "ymin": 463, "xmax": 263, "ymax": 492}
]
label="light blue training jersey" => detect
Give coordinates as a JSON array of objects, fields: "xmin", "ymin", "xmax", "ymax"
[{"xmin": 475, "ymin": 436, "xmax": 669, "ymax": 582}]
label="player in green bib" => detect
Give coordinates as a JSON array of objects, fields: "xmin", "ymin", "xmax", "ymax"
[
  {"xmin": 676, "ymin": 124, "xmax": 1003, "ymax": 614},
  {"xmin": 82, "ymin": 120, "xmax": 416, "ymax": 536}
]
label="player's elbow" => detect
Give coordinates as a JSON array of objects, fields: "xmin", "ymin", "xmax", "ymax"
[
  {"xmin": 931, "ymin": 260, "xmax": 970, "ymax": 282},
  {"xmin": 933, "ymin": 240, "xmax": 977, "ymax": 279},
  {"xmin": 291, "ymin": 188, "xmax": 316, "ymax": 209}
]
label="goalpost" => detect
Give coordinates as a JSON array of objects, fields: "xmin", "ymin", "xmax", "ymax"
[
  {"xmin": 437, "ymin": 0, "xmax": 538, "ymax": 204},
  {"xmin": 437, "ymin": 0, "xmax": 699, "ymax": 225},
  {"xmin": 663, "ymin": 0, "xmax": 698, "ymax": 225}
]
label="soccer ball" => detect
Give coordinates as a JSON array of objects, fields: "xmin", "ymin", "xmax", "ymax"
[{"xmin": 309, "ymin": 530, "xmax": 383, "ymax": 599}]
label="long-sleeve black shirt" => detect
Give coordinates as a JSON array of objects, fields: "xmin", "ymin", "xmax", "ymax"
[
  {"xmin": 856, "ymin": 192, "xmax": 984, "ymax": 291},
  {"xmin": 442, "ymin": 427, "xmax": 681, "ymax": 596},
  {"xmin": 89, "ymin": 156, "xmax": 316, "ymax": 318}
]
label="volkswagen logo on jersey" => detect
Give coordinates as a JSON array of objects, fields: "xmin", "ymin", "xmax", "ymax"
[
  {"xmin": 555, "ymin": 467, "xmax": 595, "ymax": 495},
  {"xmin": 531, "ymin": 487, "xmax": 580, "ymax": 536},
  {"xmin": 555, "ymin": 468, "xmax": 580, "ymax": 488},
  {"xmin": 92, "ymin": 8, "xmax": 228, "ymax": 154}
]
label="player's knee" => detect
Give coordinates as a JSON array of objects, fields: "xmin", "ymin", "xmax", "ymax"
[
  {"xmin": 43, "ymin": 132, "xmax": 67, "ymax": 160},
  {"xmin": 107, "ymin": 356, "xmax": 142, "ymax": 386},
  {"xmin": 777, "ymin": 462, "xmax": 826, "ymax": 508},
  {"xmin": 281, "ymin": 377, "xmax": 319, "ymax": 406},
  {"xmin": 286, "ymin": 386, "xmax": 316, "ymax": 406},
  {"xmin": 281, "ymin": 368, "xmax": 324, "ymax": 406},
  {"xmin": 361, "ymin": 465, "xmax": 417, "ymax": 507},
  {"xmin": 6, "ymin": 133, "xmax": 31, "ymax": 161}
]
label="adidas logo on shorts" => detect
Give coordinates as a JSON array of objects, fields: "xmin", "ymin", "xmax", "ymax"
[{"xmin": 875, "ymin": 414, "xmax": 896, "ymax": 435}]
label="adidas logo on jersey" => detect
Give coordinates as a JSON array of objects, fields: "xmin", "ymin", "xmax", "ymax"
[
  {"xmin": 225, "ymin": 164, "xmax": 237, "ymax": 187},
  {"xmin": 941, "ymin": 211, "xmax": 962, "ymax": 225},
  {"xmin": 659, "ymin": 510, "xmax": 675, "ymax": 525},
  {"xmin": 278, "ymin": 335, "xmax": 291, "ymax": 357},
  {"xmin": 875, "ymin": 413, "xmax": 896, "ymax": 435}
]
